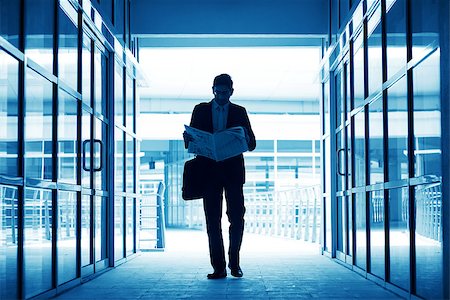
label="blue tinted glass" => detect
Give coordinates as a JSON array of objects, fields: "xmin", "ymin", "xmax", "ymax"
[
  {"xmin": 367, "ymin": 6, "xmax": 382, "ymax": 96},
  {"xmin": 0, "ymin": 185, "xmax": 18, "ymax": 299},
  {"xmin": 386, "ymin": 0, "xmax": 406, "ymax": 80},
  {"xmin": 387, "ymin": 76, "xmax": 408, "ymax": 181},
  {"xmin": 126, "ymin": 198, "xmax": 135, "ymax": 255},
  {"xmin": 353, "ymin": 33, "xmax": 365, "ymax": 109},
  {"xmin": 411, "ymin": 0, "xmax": 439, "ymax": 60},
  {"xmin": 0, "ymin": 51, "xmax": 19, "ymax": 177},
  {"xmin": 24, "ymin": 188, "xmax": 53, "ymax": 298},
  {"xmin": 57, "ymin": 190, "xmax": 77, "ymax": 284},
  {"xmin": 115, "ymin": 60, "xmax": 124, "ymax": 126},
  {"xmin": 355, "ymin": 192, "xmax": 366, "ymax": 270},
  {"xmin": 0, "ymin": 0, "xmax": 21, "ymax": 47},
  {"xmin": 368, "ymin": 98, "xmax": 383, "ymax": 184},
  {"xmin": 115, "ymin": 196, "xmax": 124, "ymax": 260},
  {"xmin": 81, "ymin": 195, "xmax": 91, "ymax": 266},
  {"xmin": 25, "ymin": 68, "xmax": 53, "ymax": 180},
  {"xmin": 58, "ymin": 89, "xmax": 78, "ymax": 184},
  {"xmin": 370, "ymin": 190, "xmax": 385, "ymax": 279},
  {"xmin": 415, "ymin": 183, "xmax": 442, "ymax": 299},
  {"xmin": 354, "ymin": 110, "xmax": 365, "ymax": 187},
  {"xmin": 58, "ymin": 2, "xmax": 78, "ymax": 91},
  {"xmin": 25, "ymin": 0, "xmax": 55, "ymax": 73},
  {"xmin": 413, "ymin": 51, "xmax": 441, "ymax": 179},
  {"xmin": 389, "ymin": 187, "xmax": 409, "ymax": 291}
]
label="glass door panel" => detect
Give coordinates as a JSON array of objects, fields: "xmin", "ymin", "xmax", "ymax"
[
  {"xmin": 81, "ymin": 194, "xmax": 92, "ymax": 267},
  {"xmin": 94, "ymin": 196, "xmax": 107, "ymax": 265}
]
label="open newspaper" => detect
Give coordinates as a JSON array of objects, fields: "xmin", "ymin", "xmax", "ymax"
[{"xmin": 185, "ymin": 125, "xmax": 249, "ymax": 161}]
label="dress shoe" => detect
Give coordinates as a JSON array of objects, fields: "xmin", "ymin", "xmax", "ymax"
[
  {"xmin": 207, "ymin": 269, "xmax": 227, "ymax": 279},
  {"xmin": 228, "ymin": 266, "xmax": 243, "ymax": 277}
]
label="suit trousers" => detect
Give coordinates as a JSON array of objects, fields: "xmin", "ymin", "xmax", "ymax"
[{"xmin": 203, "ymin": 168, "xmax": 246, "ymax": 272}]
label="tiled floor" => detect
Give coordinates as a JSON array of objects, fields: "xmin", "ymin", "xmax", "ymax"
[{"xmin": 53, "ymin": 229, "xmax": 404, "ymax": 299}]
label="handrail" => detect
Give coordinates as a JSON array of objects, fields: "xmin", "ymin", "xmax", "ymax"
[{"xmin": 244, "ymin": 185, "xmax": 321, "ymax": 243}]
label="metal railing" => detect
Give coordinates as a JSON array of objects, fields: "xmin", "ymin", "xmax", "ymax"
[
  {"xmin": 245, "ymin": 185, "xmax": 321, "ymax": 243},
  {"xmin": 416, "ymin": 182, "xmax": 441, "ymax": 242},
  {"xmin": 139, "ymin": 181, "xmax": 166, "ymax": 250}
]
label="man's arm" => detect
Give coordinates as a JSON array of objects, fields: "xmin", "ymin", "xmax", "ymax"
[{"xmin": 242, "ymin": 108, "xmax": 256, "ymax": 151}]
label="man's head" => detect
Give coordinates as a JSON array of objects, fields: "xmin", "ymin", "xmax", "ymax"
[{"xmin": 212, "ymin": 73, "xmax": 233, "ymax": 105}]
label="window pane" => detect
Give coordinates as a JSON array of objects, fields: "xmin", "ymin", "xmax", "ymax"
[
  {"xmin": 94, "ymin": 46, "xmax": 107, "ymax": 116},
  {"xmin": 389, "ymin": 187, "xmax": 409, "ymax": 291},
  {"xmin": 0, "ymin": 51, "xmax": 19, "ymax": 177},
  {"xmin": 355, "ymin": 192, "xmax": 366, "ymax": 270},
  {"xmin": 126, "ymin": 73, "xmax": 134, "ymax": 131},
  {"xmin": 353, "ymin": 33, "xmax": 365, "ymax": 109},
  {"xmin": 24, "ymin": 188, "xmax": 53, "ymax": 298},
  {"xmin": 114, "ymin": 60, "xmax": 124, "ymax": 126},
  {"xmin": 367, "ymin": 5, "xmax": 382, "ymax": 96},
  {"xmin": 335, "ymin": 70, "xmax": 343, "ymax": 128},
  {"xmin": 323, "ymin": 80, "xmax": 330, "ymax": 134},
  {"xmin": 114, "ymin": 196, "xmax": 124, "ymax": 260},
  {"xmin": 0, "ymin": 185, "xmax": 18, "ymax": 300},
  {"xmin": 82, "ymin": 35, "xmax": 91, "ymax": 106},
  {"xmin": 126, "ymin": 198, "xmax": 135, "ymax": 255},
  {"xmin": 95, "ymin": 196, "xmax": 107, "ymax": 262},
  {"xmin": 353, "ymin": 111, "xmax": 365, "ymax": 187},
  {"xmin": 415, "ymin": 183, "xmax": 442, "ymax": 299},
  {"xmin": 25, "ymin": 0, "xmax": 55, "ymax": 73},
  {"xmin": 413, "ymin": 51, "xmax": 441, "ymax": 179},
  {"xmin": 81, "ymin": 195, "xmax": 91, "ymax": 266},
  {"xmin": 58, "ymin": 1, "xmax": 78, "ymax": 91},
  {"xmin": 115, "ymin": 128, "xmax": 124, "ymax": 192},
  {"xmin": 81, "ymin": 110, "xmax": 91, "ymax": 188},
  {"xmin": 411, "ymin": 0, "xmax": 439, "ymax": 60},
  {"xmin": 126, "ymin": 135, "xmax": 135, "ymax": 193},
  {"xmin": 25, "ymin": 68, "xmax": 53, "ymax": 180},
  {"xmin": 369, "ymin": 190, "xmax": 384, "ymax": 279},
  {"xmin": 387, "ymin": 76, "xmax": 408, "ymax": 181},
  {"xmin": 386, "ymin": 0, "xmax": 406, "ymax": 80},
  {"xmin": 368, "ymin": 98, "xmax": 383, "ymax": 184},
  {"xmin": 58, "ymin": 89, "xmax": 78, "ymax": 184},
  {"xmin": 57, "ymin": 190, "xmax": 77, "ymax": 284},
  {"xmin": 94, "ymin": 118, "xmax": 107, "ymax": 191},
  {"xmin": 0, "ymin": 0, "xmax": 21, "ymax": 47}
]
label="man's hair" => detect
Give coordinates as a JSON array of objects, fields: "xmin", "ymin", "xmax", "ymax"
[{"xmin": 213, "ymin": 74, "xmax": 233, "ymax": 89}]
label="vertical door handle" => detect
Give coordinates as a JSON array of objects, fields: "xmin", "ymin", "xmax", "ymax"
[
  {"xmin": 82, "ymin": 140, "xmax": 90, "ymax": 171},
  {"xmin": 337, "ymin": 148, "xmax": 345, "ymax": 176},
  {"xmin": 93, "ymin": 139, "xmax": 103, "ymax": 172}
]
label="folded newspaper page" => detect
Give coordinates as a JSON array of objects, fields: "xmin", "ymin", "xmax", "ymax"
[{"xmin": 185, "ymin": 125, "xmax": 249, "ymax": 161}]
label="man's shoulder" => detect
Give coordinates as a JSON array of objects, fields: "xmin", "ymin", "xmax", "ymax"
[
  {"xmin": 229, "ymin": 102, "xmax": 247, "ymax": 112},
  {"xmin": 194, "ymin": 101, "xmax": 212, "ymax": 110}
]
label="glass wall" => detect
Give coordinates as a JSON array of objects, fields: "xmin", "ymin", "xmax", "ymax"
[
  {"xmin": 0, "ymin": 0, "xmax": 139, "ymax": 297},
  {"xmin": 321, "ymin": 0, "xmax": 446, "ymax": 298}
]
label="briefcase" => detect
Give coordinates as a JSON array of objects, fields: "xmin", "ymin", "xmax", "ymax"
[{"xmin": 182, "ymin": 157, "xmax": 206, "ymax": 200}]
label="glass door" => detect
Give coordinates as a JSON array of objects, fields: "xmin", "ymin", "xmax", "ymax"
[
  {"xmin": 335, "ymin": 60, "xmax": 352, "ymax": 263},
  {"xmin": 80, "ymin": 32, "xmax": 109, "ymax": 276}
]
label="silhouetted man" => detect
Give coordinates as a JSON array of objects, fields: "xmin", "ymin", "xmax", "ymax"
[{"xmin": 183, "ymin": 74, "xmax": 256, "ymax": 279}]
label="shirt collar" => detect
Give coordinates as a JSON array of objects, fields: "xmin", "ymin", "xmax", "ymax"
[{"xmin": 212, "ymin": 100, "xmax": 229, "ymax": 110}]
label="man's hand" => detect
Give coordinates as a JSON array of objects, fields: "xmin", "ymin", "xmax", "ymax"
[{"xmin": 183, "ymin": 131, "xmax": 194, "ymax": 143}]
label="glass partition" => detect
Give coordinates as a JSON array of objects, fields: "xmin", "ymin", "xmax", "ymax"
[
  {"xmin": 24, "ymin": 188, "xmax": 53, "ymax": 298},
  {"xmin": 25, "ymin": 68, "xmax": 53, "ymax": 180},
  {"xmin": 0, "ymin": 185, "xmax": 18, "ymax": 300},
  {"xmin": 0, "ymin": 50, "xmax": 19, "ymax": 177},
  {"xmin": 57, "ymin": 190, "xmax": 77, "ymax": 284},
  {"xmin": 58, "ymin": 88, "xmax": 78, "ymax": 184}
]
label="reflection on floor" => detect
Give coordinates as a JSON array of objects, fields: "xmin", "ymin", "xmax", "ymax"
[{"xmin": 53, "ymin": 228, "xmax": 404, "ymax": 299}]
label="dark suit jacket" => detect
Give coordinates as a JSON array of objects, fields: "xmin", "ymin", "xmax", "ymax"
[{"xmin": 186, "ymin": 100, "xmax": 256, "ymax": 184}]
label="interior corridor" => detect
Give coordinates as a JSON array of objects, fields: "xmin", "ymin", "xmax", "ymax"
[{"xmin": 53, "ymin": 229, "xmax": 403, "ymax": 299}]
